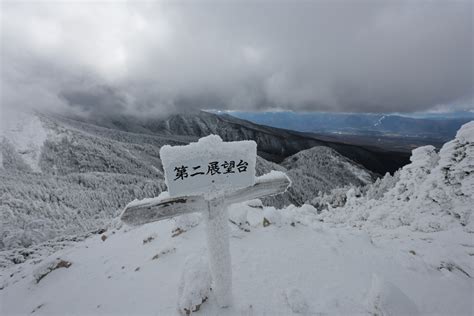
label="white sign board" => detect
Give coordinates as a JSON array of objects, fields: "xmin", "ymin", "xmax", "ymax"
[{"xmin": 160, "ymin": 135, "xmax": 257, "ymax": 197}]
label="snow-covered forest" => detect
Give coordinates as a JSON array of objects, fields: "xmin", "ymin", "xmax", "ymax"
[
  {"xmin": 0, "ymin": 112, "xmax": 375, "ymax": 252},
  {"xmin": 314, "ymin": 121, "xmax": 473, "ymax": 233}
]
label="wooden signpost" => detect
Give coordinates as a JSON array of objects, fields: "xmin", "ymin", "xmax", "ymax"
[{"xmin": 120, "ymin": 135, "xmax": 291, "ymax": 307}]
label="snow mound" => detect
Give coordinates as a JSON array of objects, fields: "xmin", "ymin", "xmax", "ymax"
[
  {"xmin": 177, "ymin": 254, "xmax": 211, "ymax": 315},
  {"xmin": 409, "ymin": 145, "xmax": 439, "ymax": 168},
  {"xmin": 228, "ymin": 199, "xmax": 264, "ymax": 232},
  {"xmin": 366, "ymin": 274, "xmax": 419, "ymax": 316},
  {"xmin": 455, "ymin": 119, "xmax": 474, "ymax": 142},
  {"xmin": 33, "ymin": 257, "xmax": 73, "ymax": 284},
  {"xmin": 318, "ymin": 120, "xmax": 474, "ymax": 232},
  {"xmin": 173, "ymin": 213, "xmax": 202, "ymax": 237},
  {"xmin": 263, "ymin": 203, "xmax": 320, "ymax": 227}
]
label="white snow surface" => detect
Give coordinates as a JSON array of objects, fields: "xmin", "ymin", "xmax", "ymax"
[
  {"xmin": 365, "ymin": 274, "xmax": 420, "ymax": 316},
  {"xmin": 177, "ymin": 254, "xmax": 211, "ymax": 314},
  {"xmin": 284, "ymin": 287, "xmax": 309, "ymax": 314},
  {"xmin": 1, "ymin": 200, "xmax": 472, "ymax": 315},
  {"xmin": 1, "ymin": 111, "xmax": 48, "ymax": 172},
  {"xmin": 456, "ymin": 119, "xmax": 474, "ymax": 142},
  {"xmin": 257, "ymin": 170, "xmax": 289, "ymax": 183}
]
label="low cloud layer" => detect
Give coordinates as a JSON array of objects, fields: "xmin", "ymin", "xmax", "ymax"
[{"xmin": 1, "ymin": 1, "xmax": 472, "ymax": 116}]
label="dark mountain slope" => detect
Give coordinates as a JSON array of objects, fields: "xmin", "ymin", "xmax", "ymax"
[{"xmin": 69, "ymin": 110, "xmax": 409, "ymax": 175}]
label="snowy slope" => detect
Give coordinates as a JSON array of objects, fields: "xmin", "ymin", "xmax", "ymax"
[
  {"xmin": 0, "ymin": 201, "xmax": 472, "ymax": 315},
  {"xmin": 0, "ymin": 111, "xmax": 168, "ymax": 250},
  {"xmin": 281, "ymin": 146, "xmax": 375, "ymax": 206},
  {"xmin": 316, "ymin": 120, "xmax": 474, "ymax": 233}
]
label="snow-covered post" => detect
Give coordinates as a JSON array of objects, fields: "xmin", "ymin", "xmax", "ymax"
[
  {"xmin": 120, "ymin": 135, "xmax": 291, "ymax": 309},
  {"xmin": 205, "ymin": 197, "xmax": 232, "ymax": 306}
]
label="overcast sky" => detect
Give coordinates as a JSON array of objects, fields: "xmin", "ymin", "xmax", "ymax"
[{"xmin": 1, "ymin": 0, "xmax": 473, "ymax": 116}]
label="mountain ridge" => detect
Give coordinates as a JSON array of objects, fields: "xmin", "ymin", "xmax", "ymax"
[{"xmin": 60, "ymin": 110, "xmax": 409, "ymax": 174}]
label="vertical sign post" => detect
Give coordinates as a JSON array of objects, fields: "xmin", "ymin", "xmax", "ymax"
[
  {"xmin": 205, "ymin": 196, "xmax": 232, "ymax": 305},
  {"xmin": 120, "ymin": 135, "xmax": 291, "ymax": 308}
]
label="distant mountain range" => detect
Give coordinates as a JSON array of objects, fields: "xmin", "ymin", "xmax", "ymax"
[
  {"xmin": 70, "ymin": 110, "xmax": 410, "ymax": 174},
  {"xmin": 220, "ymin": 111, "xmax": 474, "ymax": 142}
]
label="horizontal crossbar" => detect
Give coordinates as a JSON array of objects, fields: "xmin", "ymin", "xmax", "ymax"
[{"xmin": 120, "ymin": 171, "xmax": 291, "ymax": 226}]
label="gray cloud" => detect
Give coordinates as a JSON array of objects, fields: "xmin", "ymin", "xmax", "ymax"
[
  {"xmin": 1, "ymin": 0, "xmax": 472, "ymax": 116},
  {"xmin": 59, "ymin": 85, "xmax": 128, "ymax": 115}
]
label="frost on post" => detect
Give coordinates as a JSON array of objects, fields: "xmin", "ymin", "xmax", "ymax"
[{"xmin": 205, "ymin": 197, "xmax": 233, "ymax": 307}]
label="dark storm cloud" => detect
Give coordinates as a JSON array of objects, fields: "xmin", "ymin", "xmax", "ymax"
[{"xmin": 1, "ymin": 0, "xmax": 472, "ymax": 116}]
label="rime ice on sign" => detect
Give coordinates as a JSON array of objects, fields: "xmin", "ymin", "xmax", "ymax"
[
  {"xmin": 160, "ymin": 135, "xmax": 257, "ymax": 198},
  {"xmin": 122, "ymin": 134, "xmax": 291, "ymax": 309}
]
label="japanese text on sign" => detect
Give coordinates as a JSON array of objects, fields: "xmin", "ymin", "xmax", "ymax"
[
  {"xmin": 159, "ymin": 135, "xmax": 257, "ymax": 197},
  {"xmin": 173, "ymin": 160, "xmax": 249, "ymax": 180}
]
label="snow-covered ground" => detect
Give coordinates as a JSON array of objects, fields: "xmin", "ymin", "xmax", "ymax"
[
  {"xmin": 316, "ymin": 121, "xmax": 474, "ymax": 234},
  {"xmin": 1, "ymin": 120, "xmax": 472, "ymax": 315},
  {"xmin": 0, "ymin": 200, "xmax": 472, "ymax": 315}
]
